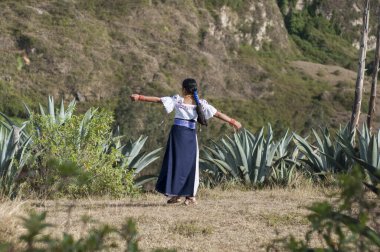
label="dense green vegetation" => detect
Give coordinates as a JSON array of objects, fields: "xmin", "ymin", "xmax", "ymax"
[
  {"xmin": 277, "ymin": 0, "xmax": 358, "ymax": 68},
  {"xmin": 0, "ymin": 97, "xmax": 161, "ymax": 199},
  {"xmin": 270, "ymin": 167, "xmax": 380, "ymax": 251}
]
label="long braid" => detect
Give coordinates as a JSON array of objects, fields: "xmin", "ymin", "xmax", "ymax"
[
  {"xmin": 193, "ymin": 89, "xmax": 207, "ymax": 126},
  {"xmin": 193, "ymin": 89, "xmax": 200, "ymax": 104},
  {"xmin": 182, "ymin": 79, "xmax": 208, "ymax": 126}
]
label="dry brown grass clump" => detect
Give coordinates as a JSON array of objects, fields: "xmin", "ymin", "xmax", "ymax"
[{"xmin": 0, "ymin": 200, "xmax": 27, "ymax": 244}]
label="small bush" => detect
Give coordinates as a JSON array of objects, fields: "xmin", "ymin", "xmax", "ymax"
[
  {"xmin": 27, "ymin": 109, "xmax": 135, "ymax": 198},
  {"xmin": 204, "ymin": 0, "xmax": 246, "ymax": 12},
  {"xmin": 331, "ymin": 69, "xmax": 341, "ymax": 76}
]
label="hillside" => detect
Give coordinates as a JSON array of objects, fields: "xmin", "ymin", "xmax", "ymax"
[{"xmin": 1, "ymin": 0, "xmax": 379, "ymax": 147}]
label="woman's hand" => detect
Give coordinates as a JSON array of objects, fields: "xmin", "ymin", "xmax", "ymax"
[
  {"xmin": 232, "ymin": 120, "xmax": 242, "ymax": 130},
  {"xmin": 228, "ymin": 118, "xmax": 242, "ymax": 130},
  {"xmin": 215, "ymin": 112, "xmax": 242, "ymax": 130},
  {"xmin": 130, "ymin": 94, "xmax": 140, "ymax": 102}
]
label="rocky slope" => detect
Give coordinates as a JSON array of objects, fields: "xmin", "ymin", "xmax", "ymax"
[{"xmin": 0, "ymin": 0, "xmax": 379, "ymax": 144}]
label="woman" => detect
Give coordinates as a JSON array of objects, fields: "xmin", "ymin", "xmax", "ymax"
[{"xmin": 130, "ymin": 78, "xmax": 242, "ymax": 205}]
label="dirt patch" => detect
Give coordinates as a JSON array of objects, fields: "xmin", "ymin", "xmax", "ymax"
[
  {"xmin": 0, "ymin": 188, "xmax": 332, "ymax": 251},
  {"xmin": 290, "ymin": 61, "xmax": 358, "ymax": 86}
]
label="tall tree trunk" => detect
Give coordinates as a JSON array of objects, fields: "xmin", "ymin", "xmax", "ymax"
[
  {"xmin": 350, "ymin": 0, "xmax": 370, "ymax": 132},
  {"xmin": 367, "ymin": 5, "xmax": 380, "ymax": 131}
]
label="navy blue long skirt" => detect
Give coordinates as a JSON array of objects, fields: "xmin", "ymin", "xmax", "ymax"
[{"xmin": 155, "ymin": 125, "xmax": 199, "ymax": 197}]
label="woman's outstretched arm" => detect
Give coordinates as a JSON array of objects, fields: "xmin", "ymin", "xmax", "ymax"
[
  {"xmin": 214, "ymin": 111, "xmax": 242, "ymax": 130},
  {"xmin": 130, "ymin": 94, "xmax": 161, "ymax": 103}
]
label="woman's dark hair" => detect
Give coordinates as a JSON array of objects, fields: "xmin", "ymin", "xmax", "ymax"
[{"xmin": 182, "ymin": 78, "xmax": 207, "ymax": 126}]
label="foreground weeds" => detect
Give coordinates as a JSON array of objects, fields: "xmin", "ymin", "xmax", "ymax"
[{"xmin": 0, "ymin": 187, "xmax": 328, "ymax": 251}]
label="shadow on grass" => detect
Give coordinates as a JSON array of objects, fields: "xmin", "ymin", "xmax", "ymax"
[{"xmin": 30, "ymin": 201, "xmax": 168, "ymax": 209}]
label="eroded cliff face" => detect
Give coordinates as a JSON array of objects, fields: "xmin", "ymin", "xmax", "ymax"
[{"xmin": 208, "ymin": 1, "xmax": 290, "ymax": 51}]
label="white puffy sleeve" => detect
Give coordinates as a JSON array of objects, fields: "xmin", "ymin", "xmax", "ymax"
[
  {"xmin": 160, "ymin": 94, "xmax": 180, "ymax": 113},
  {"xmin": 200, "ymin": 99, "xmax": 217, "ymax": 120}
]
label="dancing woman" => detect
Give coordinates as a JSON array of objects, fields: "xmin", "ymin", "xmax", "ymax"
[{"xmin": 130, "ymin": 78, "xmax": 242, "ymax": 205}]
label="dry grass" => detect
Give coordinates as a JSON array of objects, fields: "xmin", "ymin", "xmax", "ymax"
[
  {"xmin": 290, "ymin": 61, "xmax": 358, "ymax": 86},
  {"xmin": 0, "ymin": 187, "xmax": 333, "ymax": 251},
  {"xmin": 0, "ymin": 200, "xmax": 28, "ymax": 244}
]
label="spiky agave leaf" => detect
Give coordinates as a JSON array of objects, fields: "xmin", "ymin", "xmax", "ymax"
[
  {"xmin": 257, "ymin": 127, "xmax": 279, "ymax": 183},
  {"xmin": 0, "ymin": 126, "xmax": 31, "ymax": 198},
  {"xmin": 36, "ymin": 96, "xmax": 76, "ymax": 126},
  {"xmin": 134, "ymin": 175, "xmax": 158, "ymax": 187},
  {"xmin": 0, "ymin": 128, "xmax": 15, "ymax": 176},
  {"xmin": 118, "ymin": 135, "xmax": 161, "ymax": 183},
  {"xmin": 293, "ymin": 133, "xmax": 325, "ymax": 172},
  {"xmin": 48, "ymin": 96, "xmax": 56, "ymax": 124},
  {"xmin": 122, "ymin": 136, "xmax": 148, "ymax": 163},
  {"xmin": 76, "ymin": 108, "xmax": 98, "ymax": 150},
  {"xmin": 129, "ymin": 148, "xmax": 162, "ymax": 175},
  {"xmin": 58, "ymin": 99, "xmax": 65, "ymax": 124}
]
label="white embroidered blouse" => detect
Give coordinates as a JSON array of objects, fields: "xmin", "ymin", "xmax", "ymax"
[{"xmin": 160, "ymin": 94, "xmax": 217, "ymax": 121}]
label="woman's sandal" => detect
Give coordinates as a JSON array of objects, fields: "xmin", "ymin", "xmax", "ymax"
[
  {"xmin": 184, "ymin": 197, "xmax": 197, "ymax": 206},
  {"xmin": 167, "ymin": 196, "xmax": 182, "ymax": 204}
]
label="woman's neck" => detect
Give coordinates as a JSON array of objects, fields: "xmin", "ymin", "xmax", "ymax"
[{"xmin": 183, "ymin": 94, "xmax": 195, "ymax": 105}]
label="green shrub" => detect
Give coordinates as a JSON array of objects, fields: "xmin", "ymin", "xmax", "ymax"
[
  {"xmin": 28, "ymin": 109, "xmax": 134, "ymax": 198},
  {"xmin": 269, "ymin": 166, "xmax": 380, "ymax": 251},
  {"xmin": 1, "ymin": 96, "xmax": 162, "ymax": 199},
  {"xmin": 204, "ymin": 0, "xmax": 246, "ymax": 12}
]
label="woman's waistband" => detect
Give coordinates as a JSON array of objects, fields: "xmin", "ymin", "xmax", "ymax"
[{"xmin": 173, "ymin": 118, "xmax": 196, "ymax": 129}]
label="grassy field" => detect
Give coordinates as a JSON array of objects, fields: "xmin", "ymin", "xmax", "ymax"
[{"xmin": 0, "ymin": 187, "xmax": 334, "ymax": 251}]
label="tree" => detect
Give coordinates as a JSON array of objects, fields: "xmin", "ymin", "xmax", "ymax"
[
  {"xmin": 350, "ymin": 0, "xmax": 370, "ymax": 132},
  {"xmin": 367, "ymin": 4, "xmax": 380, "ymax": 131}
]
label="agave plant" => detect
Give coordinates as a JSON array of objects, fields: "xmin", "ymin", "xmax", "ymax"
[
  {"xmin": 357, "ymin": 126, "xmax": 379, "ymax": 168},
  {"xmin": 119, "ymin": 136, "xmax": 162, "ymax": 187},
  {"xmin": 0, "ymin": 126, "xmax": 31, "ymax": 198},
  {"xmin": 33, "ymin": 96, "xmax": 76, "ymax": 125},
  {"xmin": 270, "ymin": 130, "xmax": 299, "ymax": 186},
  {"xmin": 201, "ymin": 126, "xmax": 286, "ymax": 186},
  {"xmin": 1, "ymin": 96, "xmax": 77, "ymax": 140},
  {"xmin": 357, "ymin": 128, "xmax": 380, "ymax": 186},
  {"xmin": 339, "ymin": 125, "xmax": 380, "ymax": 188},
  {"xmin": 0, "ymin": 113, "xmax": 30, "ymax": 145},
  {"xmin": 76, "ymin": 108, "xmax": 98, "ymax": 151},
  {"xmin": 293, "ymin": 125, "xmax": 354, "ymax": 175}
]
